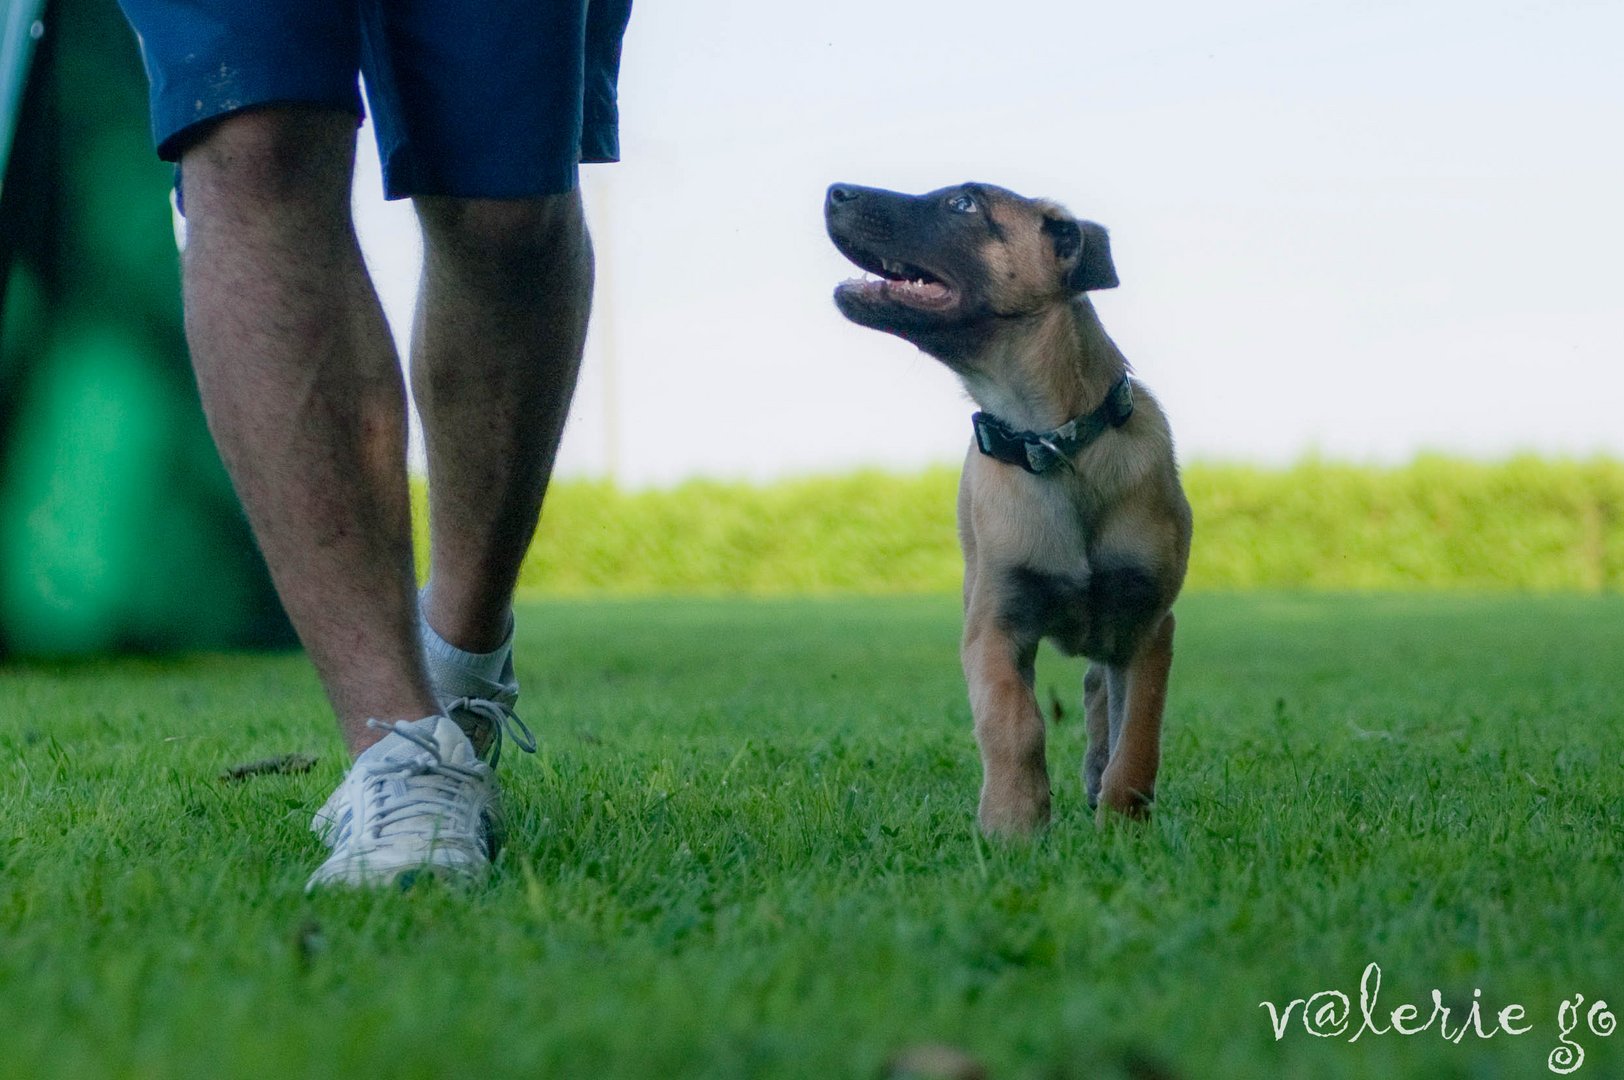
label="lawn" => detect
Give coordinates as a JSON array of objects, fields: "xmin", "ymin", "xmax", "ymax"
[{"xmin": 2, "ymin": 593, "xmax": 1622, "ymax": 1079}]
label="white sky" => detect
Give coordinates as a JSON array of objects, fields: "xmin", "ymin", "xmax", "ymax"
[{"xmin": 352, "ymin": 0, "xmax": 1624, "ymax": 487}]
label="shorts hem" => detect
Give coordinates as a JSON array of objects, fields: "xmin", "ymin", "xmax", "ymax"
[
  {"xmin": 153, "ymin": 83, "xmax": 363, "ymax": 162},
  {"xmin": 380, "ymin": 156, "xmax": 585, "ymax": 201}
]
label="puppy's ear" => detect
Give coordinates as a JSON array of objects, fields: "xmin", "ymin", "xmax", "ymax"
[
  {"xmin": 1042, "ymin": 215, "xmax": 1119, "ymax": 292},
  {"xmin": 1070, "ymin": 220, "xmax": 1118, "ymax": 292}
]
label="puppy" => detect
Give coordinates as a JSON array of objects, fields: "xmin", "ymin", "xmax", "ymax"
[{"xmin": 825, "ymin": 182, "xmax": 1191, "ymax": 832}]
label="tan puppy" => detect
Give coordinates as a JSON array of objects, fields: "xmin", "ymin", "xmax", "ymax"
[{"xmin": 825, "ymin": 182, "xmax": 1192, "ymax": 833}]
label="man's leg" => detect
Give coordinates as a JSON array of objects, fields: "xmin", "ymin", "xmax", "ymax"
[
  {"xmin": 178, "ymin": 106, "xmax": 439, "ymax": 755},
  {"xmin": 410, "ymin": 192, "xmax": 593, "ymax": 654}
]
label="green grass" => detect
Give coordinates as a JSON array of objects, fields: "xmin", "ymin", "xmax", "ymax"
[
  {"xmin": 415, "ymin": 456, "xmax": 1624, "ymax": 595},
  {"xmin": 3, "ymin": 593, "xmax": 1622, "ymax": 1079}
]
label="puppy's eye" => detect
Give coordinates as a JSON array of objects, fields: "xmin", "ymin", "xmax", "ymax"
[{"xmin": 947, "ymin": 193, "xmax": 978, "ymax": 214}]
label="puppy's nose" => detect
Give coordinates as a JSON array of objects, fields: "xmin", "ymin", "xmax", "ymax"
[{"xmin": 826, "ymin": 184, "xmax": 860, "ymax": 209}]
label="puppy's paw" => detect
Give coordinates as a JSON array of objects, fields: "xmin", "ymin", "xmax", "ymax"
[
  {"xmin": 1094, "ymin": 776, "xmax": 1154, "ymax": 826},
  {"xmin": 977, "ymin": 780, "xmax": 1051, "ymax": 838}
]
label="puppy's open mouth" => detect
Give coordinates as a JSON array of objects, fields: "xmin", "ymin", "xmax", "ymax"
[{"xmin": 834, "ymin": 247, "xmax": 957, "ymax": 310}]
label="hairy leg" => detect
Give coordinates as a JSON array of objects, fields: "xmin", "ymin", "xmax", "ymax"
[
  {"xmin": 1082, "ymin": 662, "xmax": 1109, "ymax": 807},
  {"xmin": 179, "ymin": 106, "xmax": 437, "ymax": 754},
  {"xmin": 962, "ymin": 609, "xmax": 1051, "ymax": 837},
  {"xmin": 1098, "ymin": 612, "xmax": 1176, "ymax": 822},
  {"xmin": 411, "ymin": 192, "xmax": 594, "ymax": 653}
]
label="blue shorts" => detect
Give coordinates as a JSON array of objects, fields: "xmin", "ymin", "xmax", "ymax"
[{"xmin": 117, "ymin": 0, "xmax": 632, "ymax": 198}]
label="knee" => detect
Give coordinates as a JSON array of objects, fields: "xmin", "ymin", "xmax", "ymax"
[
  {"xmin": 179, "ymin": 106, "xmax": 356, "ymax": 218},
  {"xmin": 417, "ymin": 191, "xmax": 591, "ymax": 279}
]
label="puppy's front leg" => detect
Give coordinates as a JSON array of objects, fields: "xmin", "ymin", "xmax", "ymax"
[
  {"xmin": 1097, "ymin": 612, "xmax": 1175, "ymax": 822},
  {"xmin": 962, "ymin": 617, "xmax": 1050, "ymax": 836},
  {"xmin": 1081, "ymin": 663, "xmax": 1109, "ymax": 808}
]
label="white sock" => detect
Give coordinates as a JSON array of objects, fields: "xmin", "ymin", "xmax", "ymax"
[{"xmin": 418, "ymin": 589, "xmax": 515, "ymax": 703}]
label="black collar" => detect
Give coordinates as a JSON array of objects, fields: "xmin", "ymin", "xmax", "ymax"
[{"xmin": 970, "ymin": 375, "xmax": 1134, "ymax": 475}]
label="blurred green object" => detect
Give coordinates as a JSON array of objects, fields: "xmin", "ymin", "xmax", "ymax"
[
  {"xmin": 0, "ymin": 0, "xmax": 46, "ymax": 189},
  {"xmin": 0, "ymin": 0, "xmax": 293, "ymax": 655}
]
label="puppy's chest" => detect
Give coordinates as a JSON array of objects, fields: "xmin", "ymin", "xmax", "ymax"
[
  {"xmin": 970, "ymin": 476, "xmax": 1159, "ymax": 662},
  {"xmin": 999, "ymin": 560, "xmax": 1160, "ymax": 665}
]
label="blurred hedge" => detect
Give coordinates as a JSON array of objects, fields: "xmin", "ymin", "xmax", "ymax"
[{"xmin": 411, "ymin": 456, "xmax": 1624, "ymax": 595}]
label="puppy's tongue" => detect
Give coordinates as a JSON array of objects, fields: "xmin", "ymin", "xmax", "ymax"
[{"xmin": 843, "ymin": 276, "xmax": 888, "ymax": 297}]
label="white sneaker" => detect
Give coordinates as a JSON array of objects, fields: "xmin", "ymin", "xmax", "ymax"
[
  {"xmin": 306, "ymin": 715, "xmax": 502, "ymax": 891},
  {"xmin": 419, "ymin": 598, "xmax": 537, "ymax": 768}
]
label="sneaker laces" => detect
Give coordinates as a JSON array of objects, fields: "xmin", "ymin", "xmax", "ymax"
[
  {"xmin": 355, "ymin": 718, "xmax": 491, "ymax": 846},
  {"xmin": 445, "ymin": 696, "xmax": 537, "ymax": 768}
]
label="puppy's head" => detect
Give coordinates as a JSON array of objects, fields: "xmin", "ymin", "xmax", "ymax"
[{"xmin": 824, "ymin": 182, "xmax": 1116, "ymax": 361}]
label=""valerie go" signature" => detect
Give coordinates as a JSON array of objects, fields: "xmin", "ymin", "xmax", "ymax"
[{"xmin": 1260, "ymin": 962, "xmax": 1615, "ymax": 1074}]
